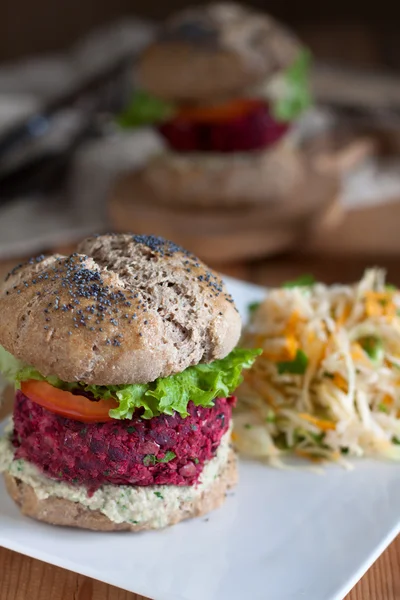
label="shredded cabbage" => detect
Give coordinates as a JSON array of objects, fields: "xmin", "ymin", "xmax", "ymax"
[{"xmin": 234, "ymin": 269, "xmax": 400, "ymax": 465}]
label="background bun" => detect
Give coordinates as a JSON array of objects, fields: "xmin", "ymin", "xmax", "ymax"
[
  {"xmin": 4, "ymin": 449, "xmax": 237, "ymax": 531},
  {"xmin": 138, "ymin": 3, "xmax": 302, "ymax": 101},
  {"xmin": 0, "ymin": 234, "xmax": 241, "ymax": 385},
  {"xmin": 114, "ymin": 142, "xmax": 305, "ymax": 209}
]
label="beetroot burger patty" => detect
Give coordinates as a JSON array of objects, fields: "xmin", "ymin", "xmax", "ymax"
[
  {"xmin": 158, "ymin": 102, "xmax": 289, "ymax": 153},
  {"xmin": 13, "ymin": 391, "xmax": 235, "ymax": 489}
]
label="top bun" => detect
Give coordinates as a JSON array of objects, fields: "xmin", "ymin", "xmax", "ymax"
[
  {"xmin": 138, "ymin": 3, "xmax": 302, "ymax": 102},
  {"xmin": 0, "ymin": 234, "xmax": 241, "ymax": 385}
]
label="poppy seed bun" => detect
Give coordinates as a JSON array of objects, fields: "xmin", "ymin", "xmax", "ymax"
[
  {"xmin": 0, "ymin": 234, "xmax": 241, "ymax": 385},
  {"xmin": 113, "ymin": 142, "xmax": 305, "ymax": 209},
  {"xmin": 138, "ymin": 3, "xmax": 302, "ymax": 102},
  {"xmin": 3, "ymin": 449, "xmax": 237, "ymax": 531}
]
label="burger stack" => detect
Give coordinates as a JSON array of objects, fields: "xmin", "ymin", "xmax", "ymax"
[
  {"xmin": 0, "ymin": 234, "xmax": 259, "ymax": 531},
  {"xmin": 110, "ymin": 4, "xmax": 337, "ymax": 260}
]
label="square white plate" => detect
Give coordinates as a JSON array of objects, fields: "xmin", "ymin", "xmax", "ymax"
[{"xmin": 1, "ymin": 276, "xmax": 399, "ymax": 600}]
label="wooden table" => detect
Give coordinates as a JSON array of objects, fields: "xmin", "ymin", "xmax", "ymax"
[{"xmin": 1, "ymin": 252, "xmax": 399, "ymax": 600}]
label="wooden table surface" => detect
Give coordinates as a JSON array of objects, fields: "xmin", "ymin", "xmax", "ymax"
[{"xmin": 1, "ymin": 251, "xmax": 399, "ymax": 600}]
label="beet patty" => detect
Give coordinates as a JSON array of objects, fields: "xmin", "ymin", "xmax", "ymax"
[
  {"xmin": 13, "ymin": 391, "xmax": 234, "ymax": 489},
  {"xmin": 158, "ymin": 103, "xmax": 289, "ymax": 153}
]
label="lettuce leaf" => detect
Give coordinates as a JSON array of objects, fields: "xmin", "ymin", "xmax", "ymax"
[
  {"xmin": 277, "ymin": 349, "xmax": 309, "ymax": 375},
  {"xmin": 0, "ymin": 346, "xmax": 25, "ymax": 383},
  {"xmin": 248, "ymin": 301, "xmax": 261, "ymax": 315},
  {"xmin": 272, "ymin": 49, "xmax": 312, "ymax": 122},
  {"xmin": 117, "ymin": 90, "xmax": 176, "ymax": 128},
  {"xmin": 0, "ymin": 345, "xmax": 261, "ymax": 420},
  {"xmin": 282, "ymin": 274, "xmax": 315, "ymax": 288},
  {"xmin": 0, "ymin": 347, "xmax": 64, "ymax": 388}
]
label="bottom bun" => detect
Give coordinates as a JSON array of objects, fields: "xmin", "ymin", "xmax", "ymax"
[
  {"xmin": 112, "ymin": 141, "xmax": 305, "ymax": 210},
  {"xmin": 4, "ymin": 449, "xmax": 237, "ymax": 532}
]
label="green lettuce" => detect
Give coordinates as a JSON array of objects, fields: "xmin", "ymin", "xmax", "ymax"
[
  {"xmin": 277, "ymin": 349, "xmax": 309, "ymax": 375},
  {"xmin": 358, "ymin": 336, "xmax": 384, "ymax": 365},
  {"xmin": 0, "ymin": 345, "xmax": 260, "ymax": 420},
  {"xmin": 248, "ymin": 301, "xmax": 261, "ymax": 315},
  {"xmin": 272, "ymin": 49, "xmax": 312, "ymax": 122},
  {"xmin": 282, "ymin": 274, "xmax": 315, "ymax": 288},
  {"xmin": 0, "ymin": 346, "xmax": 64, "ymax": 387},
  {"xmin": 117, "ymin": 90, "xmax": 176, "ymax": 128},
  {"xmin": 0, "ymin": 346, "xmax": 25, "ymax": 383}
]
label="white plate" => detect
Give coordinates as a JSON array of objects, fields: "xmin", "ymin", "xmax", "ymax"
[{"xmin": 1, "ymin": 276, "xmax": 399, "ymax": 600}]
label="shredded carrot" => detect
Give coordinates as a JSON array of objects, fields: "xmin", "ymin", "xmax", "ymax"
[
  {"xmin": 262, "ymin": 335, "xmax": 298, "ymax": 362},
  {"xmin": 295, "ymin": 449, "xmax": 324, "ymax": 463},
  {"xmin": 365, "ymin": 291, "xmax": 395, "ymax": 318},
  {"xmin": 307, "ymin": 330, "xmax": 316, "ymax": 344},
  {"xmin": 307, "ymin": 336, "xmax": 327, "ymax": 366},
  {"xmin": 298, "ymin": 413, "xmax": 336, "ymax": 431},
  {"xmin": 381, "ymin": 394, "xmax": 394, "ymax": 406},
  {"xmin": 351, "ymin": 342, "xmax": 370, "ymax": 365},
  {"xmin": 283, "ymin": 311, "xmax": 302, "ymax": 336},
  {"xmin": 254, "ymin": 334, "xmax": 265, "ymax": 348},
  {"xmin": 231, "ymin": 431, "xmax": 238, "ymax": 442},
  {"xmin": 336, "ymin": 302, "xmax": 351, "ymax": 326},
  {"xmin": 283, "ymin": 335, "xmax": 299, "ymax": 361},
  {"xmin": 333, "ymin": 373, "xmax": 348, "ymax": 393}
]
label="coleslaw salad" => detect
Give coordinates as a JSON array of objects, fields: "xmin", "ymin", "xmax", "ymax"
[{"xmin": 234, "ymin": 269, "xmax": 400, "ymax": 466}]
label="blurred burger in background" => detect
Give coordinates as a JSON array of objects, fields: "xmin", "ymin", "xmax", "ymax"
[{"xmin": 115, "ymin": 2, "xmax": 312, "ymax": 210}]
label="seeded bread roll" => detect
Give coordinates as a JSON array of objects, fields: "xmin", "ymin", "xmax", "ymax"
[
  {"xmin": 112, "ymin": 142, "xmax": 305, "ymax": 209},
  {"xmin": 3, "ymin": 449, "xmax": 237, "ymax": 532},
  {"xmin": 0, "ymin": 234, "xmax": 241, "ymax": 385},
  {"xmin": 138, "ymin": 3, "xmax": 302, "ymax": 102}
]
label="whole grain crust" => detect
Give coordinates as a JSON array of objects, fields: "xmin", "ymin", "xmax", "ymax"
[
  {"xmin": 138, "ymin": 3, "xmax": 303, "ymax": 101},
  {"xmin": 0, "ymin": 234, "xmax": 241, "ymax": 384},
  {"xmin": 4, "ymin": 449, "xmax": 237, "ymax": 531},
  {"xmin": 114, "ymin": 142, "xmax": 305, "ymax": 209}
]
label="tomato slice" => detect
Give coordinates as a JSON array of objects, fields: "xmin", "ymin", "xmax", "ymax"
[
  {"xmin": 20, "ymin": 380, "xmax": 118, "ymax": 423},
  {"xmin": 176, "ymin": 98, "xmax": 265, "ymax": 124}
]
